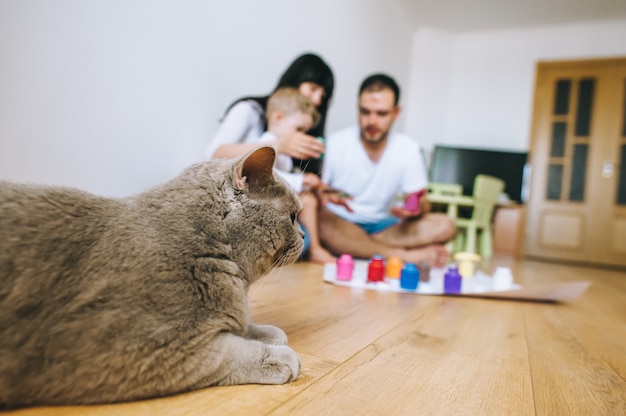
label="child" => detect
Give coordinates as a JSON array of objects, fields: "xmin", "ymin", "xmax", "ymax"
[{"xmin": 264, "ymin": 87, "xmax": 336, "ymax": 264}]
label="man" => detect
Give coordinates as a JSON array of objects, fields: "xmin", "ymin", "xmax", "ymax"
[{"xmin": 319, "ymin": 74, "xmax": 455, "ymax": 267}]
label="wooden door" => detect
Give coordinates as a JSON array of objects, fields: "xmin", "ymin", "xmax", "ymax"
[{"xmin": 524, "ymin": 58, "xmax": 626, "ymax": 267}]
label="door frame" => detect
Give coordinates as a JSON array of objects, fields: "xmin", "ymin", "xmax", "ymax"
[{"xmin": 524, "ymin": 56, "xmax": 626, "ymax": 266}]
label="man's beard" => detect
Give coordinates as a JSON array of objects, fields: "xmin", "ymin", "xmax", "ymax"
[{"xmin": 360, "ymin": 126, "xmax": 389, "ymax": 144}]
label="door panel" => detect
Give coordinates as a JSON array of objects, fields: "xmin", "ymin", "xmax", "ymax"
[
  {"xmin": 525, "ymin": 59, "xmax": 626, "ymax": 267},
  {"xmin": 597, "ymin": 65, "xmax": 626, "ymax": 265}
]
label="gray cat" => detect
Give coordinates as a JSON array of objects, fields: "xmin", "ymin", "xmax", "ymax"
[{"xmin": 0, "ymin": 146, "xmax": 304, "ymax": 409}]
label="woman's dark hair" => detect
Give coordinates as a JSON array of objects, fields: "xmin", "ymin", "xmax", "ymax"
[
  {"xmin": 224, "ymin": 53, "xmax": 334, "ymax": 173},
  {"xmin": 275, "ymin": 53, "xmax": 334, "ymax": 138}
]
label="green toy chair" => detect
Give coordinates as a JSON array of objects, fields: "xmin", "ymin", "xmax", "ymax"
[
  {"xmin": 427, "ymin": 182, "xmax": 464, "ymax": 219},
  {"xmin": 428, "ymin": 182, "xmax": 463, "ymax": 197},
  {"xmin": 453, "ymin": 175, "xmax": 505, "ymax": 259}
]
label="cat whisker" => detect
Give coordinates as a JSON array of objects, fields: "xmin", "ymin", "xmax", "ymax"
[
  {"xmin": 253, "ymin": 257, "xmax": 286, "ymax": 292},
  {"xmin": 300, "ymin": 159, "xmax": 312, "ymax": 173}
]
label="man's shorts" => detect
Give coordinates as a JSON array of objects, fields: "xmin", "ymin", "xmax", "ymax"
[
  {"xmin": 300, "ymin": 223, "xmax": 310, "ymax": 254},
  {"xmin": 299, "ymin": 217, "xmax": 397, "ymax": 257},
  {"xmin": 356, "ymin": 217, "xmax": 400, "ymax": 234}
]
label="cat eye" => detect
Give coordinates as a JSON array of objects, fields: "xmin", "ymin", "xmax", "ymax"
[{"xmin": 290, "ymin": 211, "xmax": 297, "ymax": 223}]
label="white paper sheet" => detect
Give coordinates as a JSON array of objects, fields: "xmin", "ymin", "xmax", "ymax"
[{"xmin": 322, "ymin": 261, "xmax": 590, "ymax": 302}]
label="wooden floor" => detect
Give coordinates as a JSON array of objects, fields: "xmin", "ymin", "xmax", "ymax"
[{"xmin": 5, "ymin": 255, "xmax": 626, "ymax": 415}]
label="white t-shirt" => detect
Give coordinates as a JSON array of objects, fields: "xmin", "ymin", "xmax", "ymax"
[
  {"xmin": 205, "ymin": 100, "xmax": 265, "ymax": 159},
  {"xmin": 322, "ymin": 126, "xmax": 428, "ymax": 224},
  {"xmin": 205, "ymin": 100, "xmax": 303, "ymax": 191}
]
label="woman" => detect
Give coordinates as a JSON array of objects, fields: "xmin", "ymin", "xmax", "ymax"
[
  {"xmin": 206, "ymin": 53, "xmax": 339, "ymax": 264},
  {"xmin": 205, "ymin": 52, "xmax": 334, "ymax": 175}
]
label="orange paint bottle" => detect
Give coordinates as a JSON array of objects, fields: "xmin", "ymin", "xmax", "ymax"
[{"xmin": 386, "ymin": 256, "xmax": 403, "ymax": 279}]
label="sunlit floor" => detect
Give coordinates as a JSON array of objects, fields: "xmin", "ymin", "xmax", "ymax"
[{"xmin": 6, "ymin": 255, "xmax": 626, "ymax": 416}]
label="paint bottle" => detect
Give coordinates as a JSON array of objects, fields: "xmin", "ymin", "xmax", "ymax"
[
  {"xmin": 386, "ymin": 256, "xmax": 403, "ymax": 279},
  {"xmin": 336, "ymin": 254, "xmax": 355, "ymax": 281},
  {"xmin": 402, "ymin": 192, "xmax": 420, "ymax": 212},
  {"xmin": 367, "ymin": 255, "xmax": 385, "ymax": 282},
  {"xmin": 454, "ymin": 252, "xmax": 481, "ymax": 279},
  {"xmin": 316, "ymin": 136, "xmax": 325, "ymax": 159},
  {"xmin": 444, "ymin": 266, "xmax": 462, "ymax": 294},
  {"xmin": 400, "ymin": 263, "xmax": 420, "ymax": 290},
  {"xmin": 492, "ymin": 267, "xmax": 514, "ymax": 291},
  {"xmin": 402, "ymin": 189, "xmax": 426, "ymax": 214},
  {"xmin": 418, "ymin": 261, "xmax": 431, "ymax": 282}
]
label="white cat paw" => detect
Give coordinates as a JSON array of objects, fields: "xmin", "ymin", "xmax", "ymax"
[{"xmin": 261, "ymin": 345, "xmax": 301, "ymax": 384}]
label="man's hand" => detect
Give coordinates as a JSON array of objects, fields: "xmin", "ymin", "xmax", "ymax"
[
  {"xmin": 390, "ymin": 206, "xmax": 419, "ymax": 219},
  {"xmin": 316, "ymin": 185, "xmax": 354, "ymax": 213},
  {"xmin": 392, "ymin": 189, "xmax": 429, "ymax": 219}
]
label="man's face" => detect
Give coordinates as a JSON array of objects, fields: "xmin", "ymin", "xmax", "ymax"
[{"xmin": 358, "ymin": 88, "xmax": 399, "ymax": 145}]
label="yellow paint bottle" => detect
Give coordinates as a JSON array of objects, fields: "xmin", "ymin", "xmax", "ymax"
[{"xmin": 454, "ymin": 252, "xmax": 481, "ymax": 279}]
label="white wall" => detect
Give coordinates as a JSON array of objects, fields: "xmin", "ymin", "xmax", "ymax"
[
  {"xmin": 4, "ymin": 1, "xmax": 626, "ymax": 197},
  {"xmin": 405, "ymin": 28, "xmax": 455, "ymax": 157},
  {"xmin": 0, "ymin": 0, "xmax": 413, "ymax": 197},
  {"xmin": 406, "ymin": 19, "xmax": 626, "ymax": 158}
]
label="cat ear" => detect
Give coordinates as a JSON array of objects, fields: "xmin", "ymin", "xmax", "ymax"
[{"xmin": 233, "ymin": 146, "xmax": 277, "ymax": 192}]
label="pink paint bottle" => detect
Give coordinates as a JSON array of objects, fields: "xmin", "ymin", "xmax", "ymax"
[
  {"xmin": 367, "ymin": 255, "xmax": 386, "ymax": 282},
  {"xmin": 403, "ymin": 193, "xmax": 419, "ymax": 212},
  {"xmin": 336, "ymin": 254, "xmax": 355, "ymax": 281},
  {"xmin": 402, "ymin": 189, "xmax": 426, "ymax": 214}
]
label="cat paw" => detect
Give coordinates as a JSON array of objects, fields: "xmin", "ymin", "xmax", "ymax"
[
  {"xmin": 246, "ymin": 324, "xmax": 288, "ymax": 345},
  {"xmin": 261, "ymin": 345, "xmax": 301, "ymax": 384}
]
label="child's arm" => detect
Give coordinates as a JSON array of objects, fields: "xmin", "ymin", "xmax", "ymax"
[
  {"xmin": 267, "ymin": 131, "xmax": 324, "ymax": 160},
  {"xmin": 313, "ymin": 180, "xmax": 353, "ymax": 213}
]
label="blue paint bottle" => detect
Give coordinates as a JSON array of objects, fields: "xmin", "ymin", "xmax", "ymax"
[{"xmin": 400, "ymin": 263, "xmax": 420, "ymax": 290}]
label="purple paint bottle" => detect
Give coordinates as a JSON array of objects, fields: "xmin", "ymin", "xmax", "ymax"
[
  {"xmin": 444, "ymin": 266, "xmax": 462, "ymax": 294},
  {"xmin": 336, "ymin": 254, "xmax": 355, "ymax": 281}
]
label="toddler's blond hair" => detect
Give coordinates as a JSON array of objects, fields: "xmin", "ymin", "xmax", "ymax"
[{"xmin": 267, "ymin": 87, "xmax": 320, "ymax": 127}]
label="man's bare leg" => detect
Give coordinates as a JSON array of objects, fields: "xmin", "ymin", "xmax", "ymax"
[
  {"xmin": 373, "ymin": 212, "xmax": 456, "ymax": 248},
  {"xmin": 318, "ymin": 209, "xmax": 451, "ymax": 267}
]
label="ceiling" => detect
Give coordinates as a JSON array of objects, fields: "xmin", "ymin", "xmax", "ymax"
[{"xmin": 400, "ymin": 0, "xmax": 626, "ymax": 32}]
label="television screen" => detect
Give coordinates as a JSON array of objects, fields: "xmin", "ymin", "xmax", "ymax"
[{"xmin": 429, "ymin": 145, "xmax": 529, "ymax": 203}]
